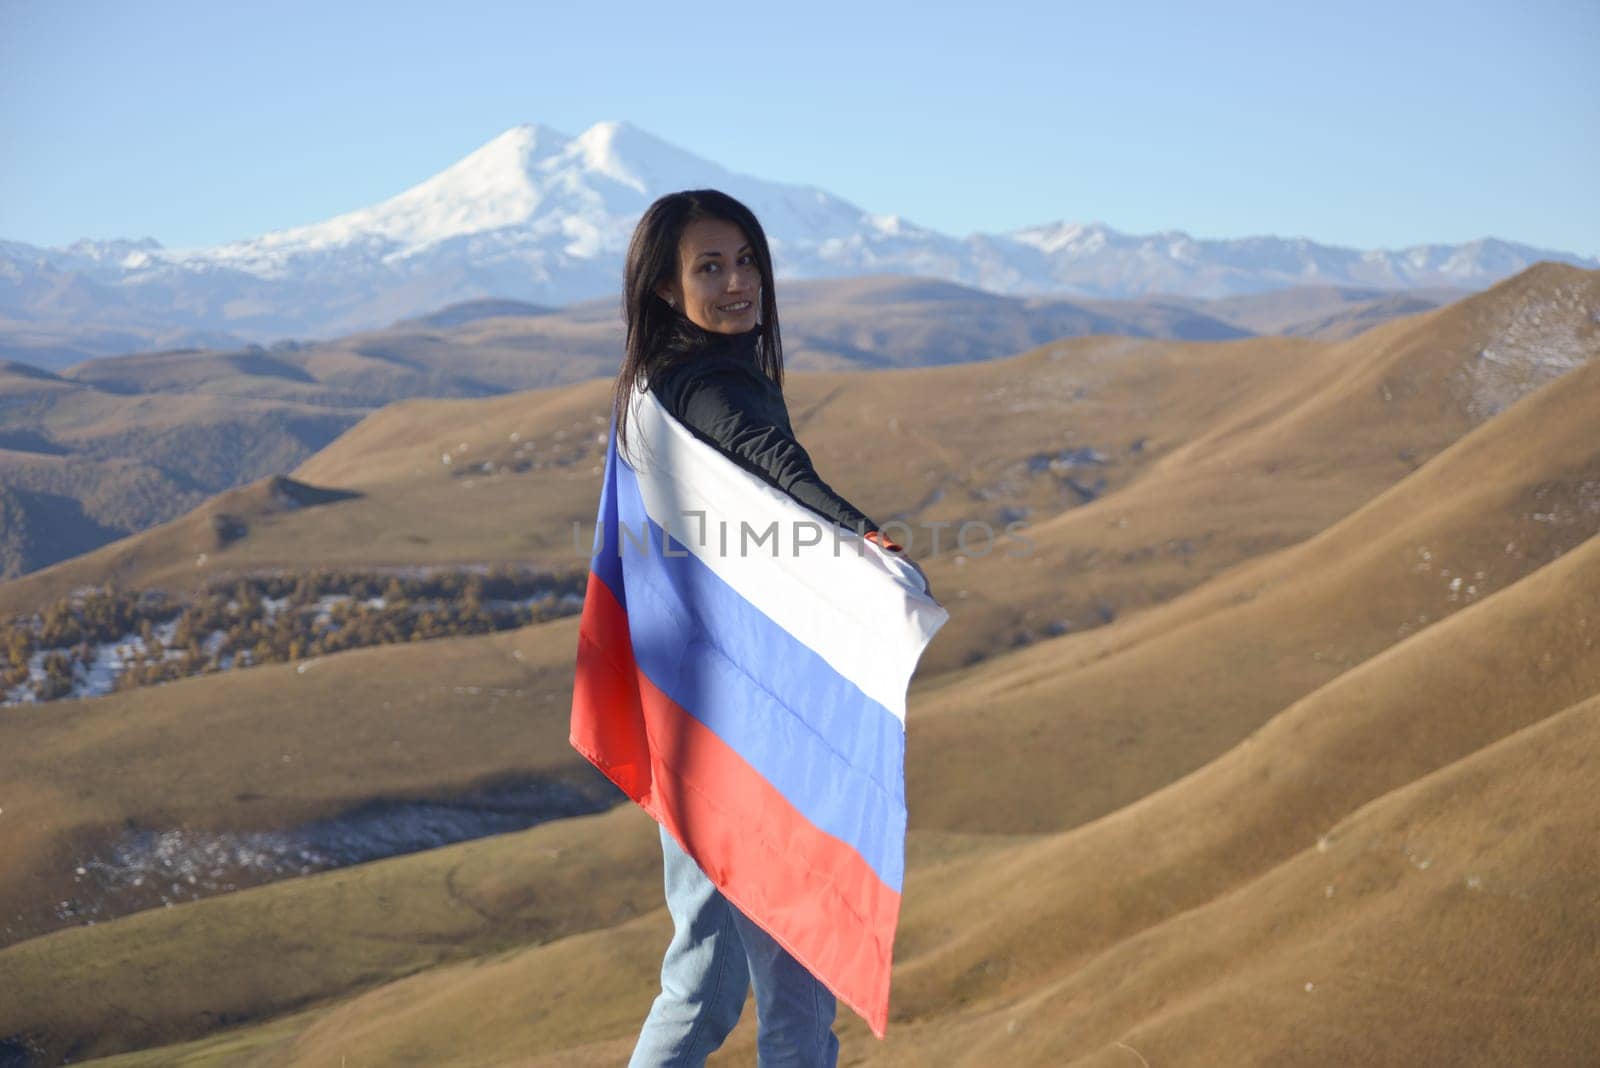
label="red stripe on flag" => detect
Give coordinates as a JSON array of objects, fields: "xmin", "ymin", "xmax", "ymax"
[{"xmin": 570, "ymin": 567, "xmax": 900, "ymax": 1037}]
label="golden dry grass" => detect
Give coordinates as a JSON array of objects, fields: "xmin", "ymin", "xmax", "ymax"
[
  {"xmin": 8, "ymin": 268, "xmax": 1592, "ymax": 675},
  {"xmin": 0, "ymin": 617, "xmax": 595, "ymax": 947},
  {"xmin": 906, "ymin": 349, "xmax": 1600, "ymax": 835},
  {"xmin": 43, "ymin": 529, "xmax": 1596, "ymax": 1064},
  {"xmin": 0, "ymin": 265, "xmax": 1596, "ymax": 1065},
  {"xmin": 0, "ymin": 328, "xmax": 1327, "ymax": 665}
]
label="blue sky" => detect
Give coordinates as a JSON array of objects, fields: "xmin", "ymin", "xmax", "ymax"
[{"xmin": 3, "ymin": 0, "xmax": 1596, "ymax": 255}]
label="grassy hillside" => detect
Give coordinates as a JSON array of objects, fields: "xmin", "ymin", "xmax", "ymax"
[
  {"xmin": 0, "ymin": 613, "xmax": 603, "ymax": 948},
  {"xmin": 906, "ymin": 342, "xmax": 1600, "ymax": 834},
  {"xmin": 0, "ymin": 330, "xmax": 1322, "ymax": 637},
  {"xmin": 10, "ymin": 528, "xmax": 1591, "ymax": 1063},
  {"xmin": 0, "ymin": 277, "xmax": 1459, "ymax": 581},
  {"xmin": 0, "ymin": 264, "xmax": 1594, "ymax": 1065},
  {"xmin": 13, "ymin": 265, "xmax": 1584, "ymax": 667},
  {"xmin": 0, "ymin": 364, "xmax": 361, "ymax": 577}
]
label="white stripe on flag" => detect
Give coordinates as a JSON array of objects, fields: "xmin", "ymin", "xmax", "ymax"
[{"xmin": 625, "ymin": 384, "xmax": 944, "ymax": 724}]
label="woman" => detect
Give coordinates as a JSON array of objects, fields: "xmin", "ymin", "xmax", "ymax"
[{"xmin": 612, "ymin": 189, "xmax": 924, "ymax": 1067}]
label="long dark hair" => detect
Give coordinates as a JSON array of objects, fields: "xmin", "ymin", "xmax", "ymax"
[{"xmin": 612, "ymin": 189, "xmax": 784, "ymax": 461}]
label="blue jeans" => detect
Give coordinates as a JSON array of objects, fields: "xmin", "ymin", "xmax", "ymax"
[{"xmin": 629, "ymin": 823, "xmax": 840, "ymax": 1067}]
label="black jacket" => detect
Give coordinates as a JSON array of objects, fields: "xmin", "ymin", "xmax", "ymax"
[{"xmin": 645, "ymin": 324, "xmax": 878, "ymax": 535}]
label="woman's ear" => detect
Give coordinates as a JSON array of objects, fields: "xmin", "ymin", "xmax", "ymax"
[{"xmin": 655, "ymin": 283, "xmax": 678, "ymax": 309}]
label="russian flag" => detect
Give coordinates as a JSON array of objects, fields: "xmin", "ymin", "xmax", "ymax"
[{"xmin": 570, "ymin": 380, "xmax": 948, "ymax": 1037}]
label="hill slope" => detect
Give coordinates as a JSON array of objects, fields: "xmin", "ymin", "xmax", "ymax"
[
  {"xmin": 14, "ymin": 531, "xmax": 1592, "ymax": 1063},
  {"xmin": 0, "ymin": 265, "xmax": 1594, "ymax": 1066},
  {"xmin": 906, "ymin": 318, "xmax": 1600, "ymax": 834}
]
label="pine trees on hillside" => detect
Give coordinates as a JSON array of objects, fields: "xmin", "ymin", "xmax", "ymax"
[{"xmin": 0, "ymin": 566, "xmax": 586, "ymax": 705}]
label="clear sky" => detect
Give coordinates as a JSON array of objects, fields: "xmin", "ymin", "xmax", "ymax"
[{"xmin": 3, "ymin": 0, "xmax": 1596, "ymax": 255}]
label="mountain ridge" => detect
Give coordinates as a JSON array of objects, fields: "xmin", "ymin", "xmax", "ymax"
[{"xmin": 3, "ymin": 121, "xmax": 1592, "ymax": 350}]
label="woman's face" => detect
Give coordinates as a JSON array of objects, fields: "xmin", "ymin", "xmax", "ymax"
[{"xmin": 656, "ymin": 217, "xmax": 762, "ymax": 335}]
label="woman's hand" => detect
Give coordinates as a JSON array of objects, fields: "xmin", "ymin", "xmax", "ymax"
[{"xmin": 864, "ymin": 529, "xmax": 903, "ymax": 553}]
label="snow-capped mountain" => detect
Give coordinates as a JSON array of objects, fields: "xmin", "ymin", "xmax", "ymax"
[
  {"xmin": 2, "ymin": 120, "xmax": 1593, "ymax": 345},
  {"xmin": 144, "ymin": 121, "xmax": 937, "ymax": 292}
]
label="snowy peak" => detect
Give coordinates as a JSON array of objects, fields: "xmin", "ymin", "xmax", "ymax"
[
  {"xmin": 425, "ymin": 121, "xmax": 571, "ymax": 201},
  {"xmin": 366, "ymin": 122, "xmax": 571, "ymax": 239},
  {"xmin": 231, "ymin": 123, "xmax": 576, "ymax": 255},
  {"xmin": 1011, "ymin": 221, "xmax": 1114, "ymax": 256},
  {"xmin": 570, "ymin": 121, "xmax": 645, "ymax": 190},
  {"xmin": 4, "ymin": 119, "xmax": 1594, "ymax": 343},
  {"xmin": 568, "ymin": 120, "xmax": 685, "ymax": 192},
  {"xmin": 189, "ymin": 120, "xmax": 756, "ymax": 265}
]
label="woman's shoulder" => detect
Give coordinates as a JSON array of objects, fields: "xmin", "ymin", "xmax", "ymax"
[{"xmin": 646, "ymin": 349, "xmax": 764, "ymax": 401}]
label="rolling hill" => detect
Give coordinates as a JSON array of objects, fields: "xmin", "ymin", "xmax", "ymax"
[
  {"xmin": 0, "ymin": 263, "xmax": 1595, "ymax": 1066},
  {"xmin": 7, "ymin": 275, "xmax": 1445, "ymax": 582}
]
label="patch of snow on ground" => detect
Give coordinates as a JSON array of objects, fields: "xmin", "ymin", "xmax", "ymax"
[
  {"xmin": 3, "ymin": 618, "xmax": 183, "ymax": 706},
  {"xmin": 1453, "ymin": 281, "xmax": 1599, "ymax": 421},
  {"xmin": 55, "ymin": 776, "xmax": 618, "ymax": 924},
  {"xmin": 1525, "ymin": 479, "xmax": 1600, "ymax": 532}
]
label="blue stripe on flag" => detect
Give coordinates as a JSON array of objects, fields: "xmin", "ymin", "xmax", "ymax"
[{"xmin": 607, "ymin": 450, "xmax": 907, "ymax": 892}]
